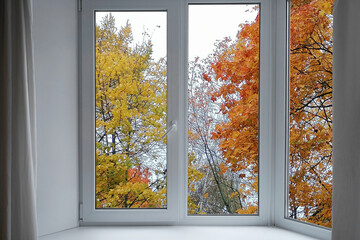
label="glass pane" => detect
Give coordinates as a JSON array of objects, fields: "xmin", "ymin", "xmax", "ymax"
[
  {"xmin": 95, "ymin": 12, "xmax": 167, "ymax": 209},
  {"xmin": 187, "ymin": 4, "xmax": 259, "ymax": 215},
  {"xmin": 288, "ymin": 0, "xmax": 333, "ymax": 227}
]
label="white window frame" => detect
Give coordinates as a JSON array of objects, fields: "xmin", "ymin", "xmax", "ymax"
[
  {"xmin": 80, "ymin": 0, "xmax": 182, "ymax": 224},
  {"xmin": 273, "ymin": 1, "xmax": 332, "ymax": 239},
  {"xmin": 180, "ymin": 0, "xmax": 272, "ymax": 225},
  {"xmin": 79, "ymin": 0, "xmax": 332, "ymax": 238}
]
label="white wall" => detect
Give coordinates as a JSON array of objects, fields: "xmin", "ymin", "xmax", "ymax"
[{"xmin": 33, "ymin": 0, "xmax": 79, "ymax": 236}]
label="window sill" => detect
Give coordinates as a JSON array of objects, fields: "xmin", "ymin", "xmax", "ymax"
[{"xmin": 38, "ymin": 226, "xmax": 318, "ymax": 240}]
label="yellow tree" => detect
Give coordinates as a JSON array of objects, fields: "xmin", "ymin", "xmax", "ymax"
[{"xmin": 95, "ymin": 14, "xmax": 167, "ymax": 208}]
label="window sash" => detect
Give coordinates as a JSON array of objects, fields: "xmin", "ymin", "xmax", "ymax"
[
  {"xmin": 273, "ymin": 1, "xmax": 332, "ymax": 239},
  {"xmin": 180, "ymin": 0, "xmax": 272, "ymax": 225},
  {"xmin": 80, "ymin": 0, "xmax": 181, "ymax": 223}
]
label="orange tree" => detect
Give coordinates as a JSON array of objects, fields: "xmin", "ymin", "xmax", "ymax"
[
  {"xmin": 188, "ymin": 56, "xmax": 256, "ymax": 214},
  {"xmin": 95, "ymin": 14, "xmax": 167, "ymax": 208},
  {"xmin": 198, "ymin": 14, "xmax": 260, "ymax": 215}
]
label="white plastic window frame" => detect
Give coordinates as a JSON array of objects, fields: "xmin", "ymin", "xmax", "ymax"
[
  {"xmin": 80, "ymin": 0, "xmax": 181, "ymax": 224},
  {"xmin": 273, "ymin": 1, "xmax": 332, "ymax": 239},
  {"xmin": 180, "ymin": 0, "xmax": 272, "ymax": 226},
  {"xmin": 80, "ymin": 1, "xmax": 332, "ymax": 236}
]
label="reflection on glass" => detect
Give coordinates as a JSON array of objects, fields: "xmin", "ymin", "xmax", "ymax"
[
  {"xmin": 288, "ymin": 0, "xmax": 333, "ymax": 227},
  {"xmin": 95, "ymin": 12, "xmax": 167, "ymax": 209},
  {"xmin": 187, "ymin": 4, "xmax": 259, "ymax": 215}
]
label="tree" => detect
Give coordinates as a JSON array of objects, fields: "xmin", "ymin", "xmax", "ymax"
[
  {"xmin": 206, "ymin": 16, "xmax": 260, "ymax": 212},
  {"xmin": 189, "ymin": 12, "xmax": 260, "ymax": 215},
  {"xmin": 188, "ymin": 37, "xmax": 259, "ymax": 214},
  {"xmin": 95, "ymin": 14, "xmax": 167, "ymax": 208},
  {"xmin": 288, "ymin": 0, "xmax": 333, "ymax": 227}
]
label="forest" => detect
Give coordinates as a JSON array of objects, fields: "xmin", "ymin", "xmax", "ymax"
[{"xmin": 95, "ymin": 0, "xmax": 333, "ymax": 228}]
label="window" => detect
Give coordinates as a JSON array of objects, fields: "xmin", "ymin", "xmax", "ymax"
[
  {"xmin": 80, "ymin": 0, "xmax": 332, "ymax": 238},
  {"xmin": 274, "ymin": 0, "xmax": 333, "ymax": 239}
]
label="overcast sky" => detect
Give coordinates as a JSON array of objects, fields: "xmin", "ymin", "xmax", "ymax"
[
  {"xmin": 96, "ymin": 4, "xmax": 258, "ymax": 61},
  {"xmin": 189, "ymin": 4, "xmax": 258, "ymax": 60}
]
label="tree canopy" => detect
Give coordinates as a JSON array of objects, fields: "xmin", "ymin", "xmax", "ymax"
[{"xmin": 95, "ymin": 14, "xmax": 167, "ymax": 208}]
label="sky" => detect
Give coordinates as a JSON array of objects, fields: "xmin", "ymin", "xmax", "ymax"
[
  {"xmin": 189, "ymin": 4, "xmax": 258, "ymax": 60},
  {"xmin": 95, "ymin": 4, "xmax": 258, "ymax": 61},
  {"xmin": 96, "ymin": 11, "xmax": 167, "ymax": 61}
]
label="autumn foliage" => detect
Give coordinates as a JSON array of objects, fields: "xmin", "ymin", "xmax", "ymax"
[
  {"xmin": 95, "ymin": 14, "xmax": 167, "ymax": 208},
  {"xmin": 288, "ymin": 0, "xmax": 333, "ymax": 227},
  {"xmin": 188, "ymin": 9, "xmax": 260, "ymax": 215}
]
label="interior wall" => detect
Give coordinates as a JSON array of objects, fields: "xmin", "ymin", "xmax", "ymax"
[{"xmin": 33, "ymin": 0, "xmax": 79, "ymax": 236}]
